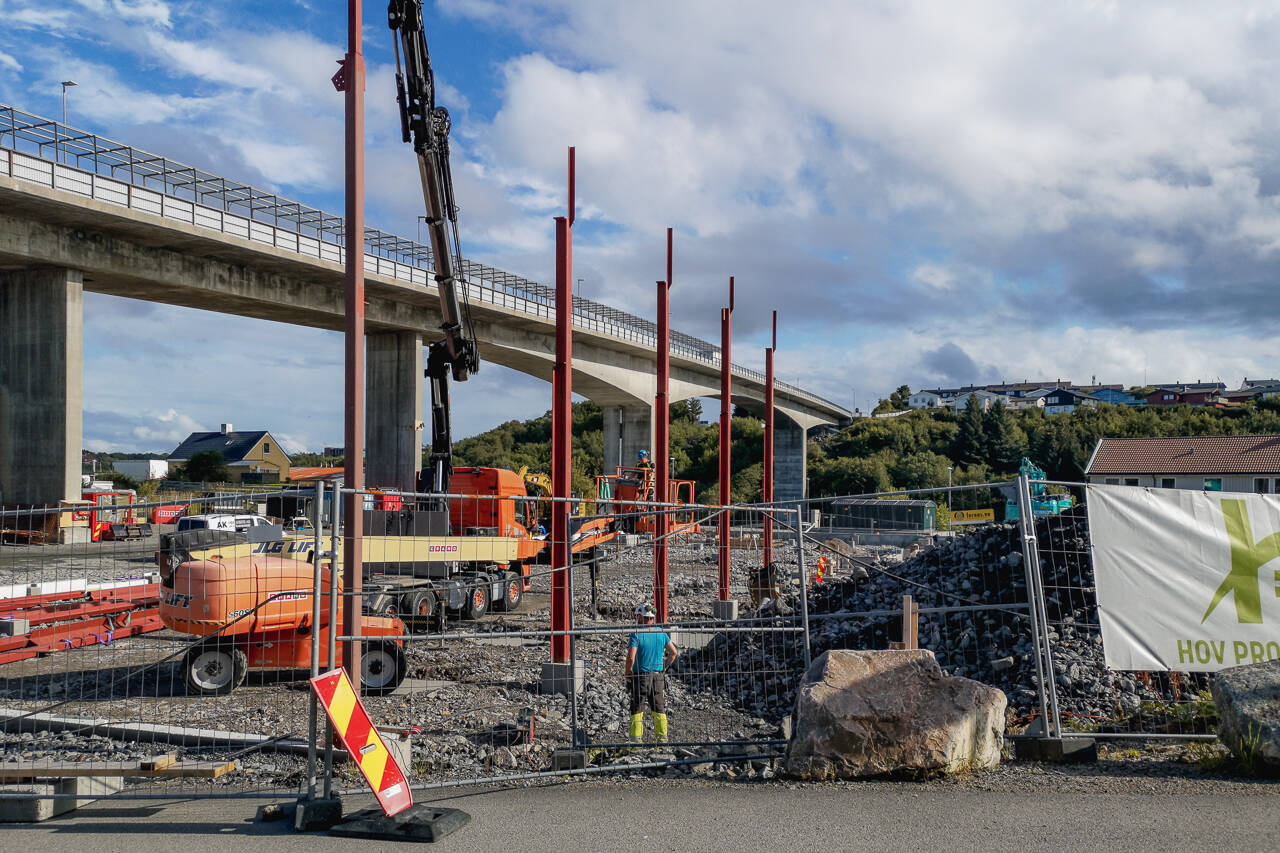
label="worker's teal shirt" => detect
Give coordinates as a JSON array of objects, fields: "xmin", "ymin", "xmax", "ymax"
[{"xmin": 628, "ymin": 631, "xmax": 670, "ymax": 673}]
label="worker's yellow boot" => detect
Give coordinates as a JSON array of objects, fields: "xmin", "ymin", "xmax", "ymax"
[
  {"xmin": 621, "ymin": 713, "xmax": 644, "ymax": 753},
  {"xmin": 653, "ymin": 713, "xmax": 668, "ymax": 744}
]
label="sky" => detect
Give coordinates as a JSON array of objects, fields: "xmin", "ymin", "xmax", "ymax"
[{"xmin": 3, "ymin": 0, "xmax": 1280, "ymax": 453}]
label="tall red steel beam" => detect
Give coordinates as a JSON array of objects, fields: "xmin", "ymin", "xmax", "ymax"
[
  {"xmin": 763, "ymin": 311, "xmax": 776, "ymax": 570},
  {"xmin": 551, "ymin": 147, "xmax": 575, "ymax": 663},
  {"xmin": 718, "ymin": 277, "xmax": 734, "ymax": 602},
  {"xmin": 340, "ymin": 0, "xmax": 365, "ymax": 681},
  {"xmin": 654, "ymin": 230, "xmax": 673, "ymax": 621}
]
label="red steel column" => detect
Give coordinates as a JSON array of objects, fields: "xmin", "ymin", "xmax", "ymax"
[
  {"xmin": 718, "ymin": 277, "xmax": 734, "ymax": 601},
  {"xmin": 763, "ymin": 312, "xmax": 776, "ymax": 570},
  {"xmin": 340, "ymin": 0, "xmax": 365, "ymax": 681},
  {"xmin": 654, "ymin": 228, "xmax": 672, "ymax": 621},
  {"xmin": 655, "ymin": 277, "xmax": 670, "ymax": 622},
  {"xmin": 551, "ymin": 148, "xmax": 574, "ymax": 663}
]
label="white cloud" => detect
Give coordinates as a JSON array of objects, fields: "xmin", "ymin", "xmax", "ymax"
[{"xmin": 0, "ymin": 50, "xmax": 20, "ymax": 71}]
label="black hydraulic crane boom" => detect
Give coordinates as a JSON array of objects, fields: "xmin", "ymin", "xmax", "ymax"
[{"xmin": 389, "ymin": 0, "xmax": 480, "ymax": 494}]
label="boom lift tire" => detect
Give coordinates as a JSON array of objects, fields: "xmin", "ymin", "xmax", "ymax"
[
  {"xmin": 183, "ymin": 640, "xmax": 248, "ymax": 696},
  {"xmin": 491, "ymin": 572, "xmax": 523, "ymax": 613},
  {"xmin": 361, "ymin": 640, "xmax": 408, "ymax": 696}
]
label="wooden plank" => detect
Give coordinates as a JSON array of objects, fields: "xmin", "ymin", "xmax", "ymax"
[
  {"xmin": 0, "ymin": 759, "xmax": 234, "ymax": 780},
  {"xmin": 139, "ymin": 753, "xmax": 176, "ymax": 771}
]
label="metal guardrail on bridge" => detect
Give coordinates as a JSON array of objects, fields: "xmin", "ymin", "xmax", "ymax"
[{"xmin": 0, "ymin": 104, "xmax": 849, "ymax": 419}]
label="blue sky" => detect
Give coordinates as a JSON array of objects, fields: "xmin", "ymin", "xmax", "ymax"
[{"xmin": 3, "ymin": 1, "xmax": 1280, "ymax": 452}]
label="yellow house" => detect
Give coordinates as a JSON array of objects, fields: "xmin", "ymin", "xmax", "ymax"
[{"xmin": 168, "ymin": 424, "xmax": 291, "ymax": 484}]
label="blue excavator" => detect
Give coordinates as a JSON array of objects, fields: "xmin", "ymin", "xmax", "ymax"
[{"xmin": 1004, "ymin": 458, "xmax": 1074, "ymax": 521}]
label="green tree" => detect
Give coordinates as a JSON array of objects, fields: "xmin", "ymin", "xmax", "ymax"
[
  {"xmin": 184, "ymin": 450, "xmax": 229, "ymax": 483},
  {"xmin": 890, "ymin": 451, "xmax": 952, "ymax": 490},
  {"xmin": 955, "ymin": 395, "xmax": 988, "ymax": 465},
  {"xmin": 983, "ymin": 399, "xmax": 1026, "ymax": 472}
]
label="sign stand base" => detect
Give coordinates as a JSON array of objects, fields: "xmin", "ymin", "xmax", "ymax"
[{"xmin": 329, "ymin": 805, "xmax": 471, "ymax": 842}]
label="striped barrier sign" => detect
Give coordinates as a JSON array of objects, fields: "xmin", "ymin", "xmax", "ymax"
[{"xmin": 310, "ymin": 667, "xmax": 412, "ymax": 816}]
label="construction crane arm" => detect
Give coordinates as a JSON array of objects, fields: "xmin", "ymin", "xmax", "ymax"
[{"xmin": 389, "ymin": 0, "xmax": 480, "ymax": 494}]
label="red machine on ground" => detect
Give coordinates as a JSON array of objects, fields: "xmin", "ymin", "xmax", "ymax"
[{"xmin": 78, "ymin": 488, "xmax": 152, "ymax": 541}]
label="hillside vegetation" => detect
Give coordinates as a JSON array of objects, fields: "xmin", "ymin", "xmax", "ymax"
[{"xmin": 446, "ymin": 396, "xmax": 1280, "ymax": 500}]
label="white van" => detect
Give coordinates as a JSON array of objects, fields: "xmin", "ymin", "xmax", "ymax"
[{"xmin": 175, "ymin": 513, "xmax": 273, "ymax": 533}]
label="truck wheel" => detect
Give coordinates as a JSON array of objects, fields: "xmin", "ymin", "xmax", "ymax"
[
  {"xmin": 461, "ymin": 576, "xmax": 489, "ymax": 620},
  {"xmin": 183, "ymin": 641, "xmax": 247, "ymax": 696},
  {"xmin": 491, "ymin": 573, "xmax": 523, "ymax": 613},
  {"xmin": 360, "ymin": 640, "xmax": 407, "ymax": 696},
  {"xmin": 400, "ymin": 589, "xmax": 437, "ymax": 621}
]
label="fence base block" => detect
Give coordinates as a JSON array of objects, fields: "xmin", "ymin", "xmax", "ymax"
[
  {"xmin": 294, "ymin": 796, "xmax": 344, "ymax": 832},
  {"xmin": 1014, "ymin": 737, "xmax": 1097, "ymax": 763},
  {"xmin": 712, "ymin": 600, "xmax": 739, "ymax": 621},
  {"xmin": 0, "ymin": 776, "xmax": 122, "ymax": 823},
  {"xmin": 551, "ymin": 748, "xmax": 587, "ymax": 771},
  {"xmin": 329, "ymin": 805, "xmax": 471, "ymax": 843},
  {"xmin": 539, "ymin": 660, "xmax": 584, "ymax": 696}
]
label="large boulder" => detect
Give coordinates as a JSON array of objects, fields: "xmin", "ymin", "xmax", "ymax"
[
  {"xmin": 1211, "ymin": 659, "xmax": 1280, "ymax": 775},
  {"xmin": 784, "ymin": 649, "xmax": 1006, "ymax": 779}
]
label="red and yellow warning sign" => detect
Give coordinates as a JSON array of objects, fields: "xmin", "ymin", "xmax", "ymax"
[{"xmin": 310, "ymin": 667, "xmax": 412, "ymax": 816}]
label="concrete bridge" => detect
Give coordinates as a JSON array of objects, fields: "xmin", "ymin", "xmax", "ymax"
[{"xmin": 0, "ymin": 105, "xmax": 850, "ymax": 506}]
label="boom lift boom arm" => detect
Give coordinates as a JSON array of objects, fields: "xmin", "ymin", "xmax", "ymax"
[{"xmin": 389, "ymin": 0, "xmax": 480, "ymax": 493}]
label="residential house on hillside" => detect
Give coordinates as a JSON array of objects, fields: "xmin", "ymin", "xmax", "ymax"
[
  {"xmin": 908, "ymin": 390, "xmax": 942, "ymax": 409},
  {"xmin": 1005, "ymin": 394, "xmax": 1047, "ymax": 410},
  {"xmin": 945, "ymin": 390, "xmax": 1006, "ymax": 412},
  {"xmin": 1043, "ymin": 388, "xmax": 1099, "ymax": 415},
  {"xmin": 1222, "ymin": 381, "xmax": 1280, "ymax": 404},
  {"xmin": 1241, "ymin": 378, "xmax": 1280, "ymax": 391},
  {"xmin": 169, "ymin": 424, "xmax": 291, "ymax": 483},
  {"xmin": 1086, "ymin": 435, "xmax": 1280, "ymax": 493},
  {"xmin": 1089, "ymin": 388, "xmax": 1144, "ymax": 406},
  {"xmin": 981, "ymin": 381, "xmax": 1070, "ymax": 398},
  {"xmin": 1146, "ymin": 387, "xmax": 1223, "ymax": 407}
]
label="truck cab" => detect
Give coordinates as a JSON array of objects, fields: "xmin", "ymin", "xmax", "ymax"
[{"xmin": 448, "ymin": 467, "xmax": 543, "ymax": 561}]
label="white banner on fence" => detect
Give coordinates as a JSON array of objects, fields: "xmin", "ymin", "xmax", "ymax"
[{"xmin": 1088, "ymin": 484, "xmax": 1280, "ymax": 672}]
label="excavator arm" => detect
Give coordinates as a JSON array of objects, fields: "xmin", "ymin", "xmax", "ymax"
[{"xmin": 389, "ymin": 0, "xmax": 480, "ymax": 494}]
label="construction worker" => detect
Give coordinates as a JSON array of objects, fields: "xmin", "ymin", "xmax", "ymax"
[
  {"xmin": 625, "ymin": 602, "xmax": 677, "ymax": 744},
  {"xmin": 637, "ymin": 449, "xmax": 653, "ymax": 472}
]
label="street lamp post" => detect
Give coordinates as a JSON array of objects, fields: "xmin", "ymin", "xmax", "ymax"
[
  {"xmin": 61, "ymin": 81, "xmax": 76, "ymax": 124},
  {"xmin": 60, "ymin": 81, "xmax": 77, "ymax": 165}
]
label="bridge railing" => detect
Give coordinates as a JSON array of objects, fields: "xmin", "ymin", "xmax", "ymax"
[{"xmin": 0, "ymin": 104, "xmax": 846, "ymax": 417}]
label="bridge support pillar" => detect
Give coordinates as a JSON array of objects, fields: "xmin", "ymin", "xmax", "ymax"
[
  {"xmin": 365, "ymin": 331, "xmax": 423, "ymax": 491},
  {"xmin": 0, "ymin": 267, "xmax": 83, "ymax": 506},
  {"xmin": 602, "ymin": 404, "xmax": 652, "ymax": 473},
  {"xmin": 773, "ymin": 415, "xmax": 807, "ymax": 504}
]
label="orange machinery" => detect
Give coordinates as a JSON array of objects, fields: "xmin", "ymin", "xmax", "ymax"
[
  {"xmin": 596, "ymin": 465, "xmax": 702, "ymax": 538},
  {"xmin": 159, "ymin": 531, "xmax": 406, "ymax": 696},
  {"xmin": 77, "ymin": 489, "xmax": 151, "ymax": 541}
]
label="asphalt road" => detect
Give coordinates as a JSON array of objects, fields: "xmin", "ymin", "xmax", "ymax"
[{"xmin": 5, "ymin": 776, "xmax": 1279, "ymax": 853}]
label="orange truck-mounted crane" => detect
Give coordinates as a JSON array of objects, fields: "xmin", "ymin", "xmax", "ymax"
[{"xmin": 160, "ymin": 2, "xmax": 615, "ymax": 696}]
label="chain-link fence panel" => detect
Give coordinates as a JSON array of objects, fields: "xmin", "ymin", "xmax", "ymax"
[
  {"xmin": 2, "ymin": 488, "xmax": 329, "ymax": 800},
  {"xmin": 1027, "ymin": 480, "xmax": 1216, "ymax": 740}
]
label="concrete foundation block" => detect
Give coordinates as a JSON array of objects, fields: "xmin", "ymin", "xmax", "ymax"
[
  {"xmin": 712, "ymin": 600, "xmax": 739, "ymax": 621},
  {"xmin": 0, "ymin": 776, "xmax": 123, "ymax": 823},
  {"xmin": 295, "ymin": 796, "xmax": 344, "ymax": 832},
  {"xmin": 551, "ymin": 748, "xmax": 587, "ymax": 772},
  {"xmin": 1014, "ymin": 737, "xmax": 1097, "ymax": 763},
  {"xmin": 383, "ymin": 732, "xmax": 411, "ymax": 772},
  {"xmin": 0, "ymin": 619, "xmax": 30, "ymax": 637},
  {"xmin": 57, "ymin": 527, "xmax": 91, "ymax": 545},
  {"xmin": 539, "ymin": 660, "xmax": 584, "ymax": 696}
]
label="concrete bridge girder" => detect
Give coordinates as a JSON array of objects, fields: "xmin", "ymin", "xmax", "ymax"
[{"xmin": 0, "ymin": 178, "xmax": 842, "ymax": 504}]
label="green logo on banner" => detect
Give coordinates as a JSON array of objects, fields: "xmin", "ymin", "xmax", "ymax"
[{"xmin": 1203, "ymin": 499, "xmax": 1280, "ymax": 624}]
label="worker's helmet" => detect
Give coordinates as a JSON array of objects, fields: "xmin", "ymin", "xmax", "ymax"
[
  {"xmin": 634, "ymin": 603, "xmax": 657, "ymax": 619},
  {"xmin": 637, "ymin": 449, "xmax": 649, "ymax": 459}
]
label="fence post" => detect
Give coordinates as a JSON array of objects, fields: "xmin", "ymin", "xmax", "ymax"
[
  {"xmin": 306, "ymin": 480, "xmax": 325, "ymax": 799},
  {"xmin": 794, "ymin": 506, "xmax": 812, "ymax": 669},
  {"xmin": 901, "ymin": 594, "xmax": 918, "ymax": 650},
  {"xmin": 1016, "ymin": 475, "xmax": 1062, "ymax": 738},
  {"xmin": 323, "ymin": 486, "xmax": 340, "ymax": 799}
]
